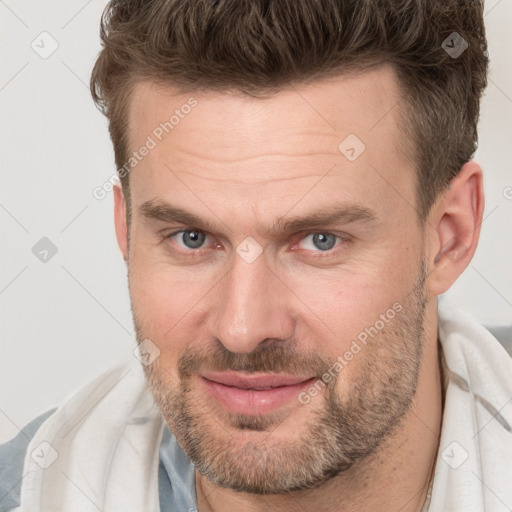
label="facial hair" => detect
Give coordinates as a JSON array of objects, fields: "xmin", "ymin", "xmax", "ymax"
[{"xmin": 135, "ymin": 261, "xmax": 428, "ymax": 494}]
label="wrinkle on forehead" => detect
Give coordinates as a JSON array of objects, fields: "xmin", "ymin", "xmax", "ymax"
[
  {"xmin": 127, "ymin": 64, "xmax": 404, "ymax": 164},
  {"xmin": 126, "ymin": 64, "xmax": 416, "ymax": 221}
]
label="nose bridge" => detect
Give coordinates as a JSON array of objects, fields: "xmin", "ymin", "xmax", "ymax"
[{"xmin": 212, "ymin": 253, "xmax": 293, "ymax": 354}]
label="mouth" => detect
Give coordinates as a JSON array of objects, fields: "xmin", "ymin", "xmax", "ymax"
[{"xmin": 199, "ymin": 371, "xmax": 316, "ymax": 416}]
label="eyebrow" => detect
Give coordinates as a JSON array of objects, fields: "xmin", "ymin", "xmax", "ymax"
[{"xmin": 139, "ymin": 199, "xmax": 378, "ymax": 237}]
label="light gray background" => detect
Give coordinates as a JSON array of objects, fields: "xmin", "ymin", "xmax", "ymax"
[{"xmin": 1, "ymin": 0, "xmax": 511, "ymax": 443}]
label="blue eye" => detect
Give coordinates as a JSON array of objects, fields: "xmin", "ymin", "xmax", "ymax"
[
  {"xmin": 172, "ymin": 229, "xmax": 207, "ymax": 249},
  {"xmin": 164, "ymin": 229, "xmax": 346, "ymax": 259},
  {"xmin": 299, "ymin": 233, "xmax": 340, "ymax": 252}
]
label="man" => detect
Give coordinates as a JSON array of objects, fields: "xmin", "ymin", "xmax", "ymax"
[{"xmin": 1, "ymin": 0, "xmax": 511, "ymax": 511}]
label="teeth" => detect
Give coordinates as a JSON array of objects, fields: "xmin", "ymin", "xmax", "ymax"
[{"xmin": 246, "ymin": 386, "xmax": 273, "ymax": 391}]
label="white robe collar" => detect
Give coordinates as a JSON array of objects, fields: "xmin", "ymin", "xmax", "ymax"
[{"xmin": 14, "ymin": 307, "xmax": 512, "ymax": 511}]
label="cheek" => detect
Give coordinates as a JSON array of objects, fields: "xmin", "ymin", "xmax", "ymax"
[
  {"xmin": 286, "ymin": 249, "xmax": 419, "ymax": 368},
  {"xmin": 128, "ymin": 249, "xmax": 208, "ymax": 347},
  {"xmin": 293, "ymin": 258, "xmax": 410, "ymax": 326}
]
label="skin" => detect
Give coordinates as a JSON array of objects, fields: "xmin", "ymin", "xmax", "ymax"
[{"xmin": 113, "ymin": 64, "xmax": 484, "ymax": 511}]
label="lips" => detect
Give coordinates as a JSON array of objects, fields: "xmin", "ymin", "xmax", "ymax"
[
  {"xmin": 199, "ymin": 371, "xmax": 315, "ymax": 416},
  {"xmin": 201, "ymin": 371, "xmax": 312, "ymax": 389}
]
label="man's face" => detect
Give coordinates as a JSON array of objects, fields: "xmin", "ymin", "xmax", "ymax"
[{"xmin": 123, "ymin": 65, "xmax": 430, "ymax": 493}]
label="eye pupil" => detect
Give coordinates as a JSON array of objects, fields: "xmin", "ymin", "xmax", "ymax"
[
  {"xmin": 312, "ymin": 233, "xmax": 336, "ymax": 251},
  {"xmin": 183, "ymin": 230, "xmax": 205, "ymax": 249}
]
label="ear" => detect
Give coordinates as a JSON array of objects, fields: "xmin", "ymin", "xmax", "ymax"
[
  {"xmin": 426, "ymin": 160, "xmax": 484, "ymax": 296},
  {"xmin": 113, "ymin": 184, "xmax": 129, "ymax": 263}
]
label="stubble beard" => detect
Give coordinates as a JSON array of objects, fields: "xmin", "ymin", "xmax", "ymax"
[{"xmin": 136, "ymin": 263, "xmax": 428, "ymax": 494}]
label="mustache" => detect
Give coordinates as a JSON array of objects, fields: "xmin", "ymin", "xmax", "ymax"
[{"xmin": 177, "ymin": 339, "xmax": 333, "ymax": 380}]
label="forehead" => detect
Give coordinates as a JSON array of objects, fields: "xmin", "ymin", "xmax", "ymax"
[
  {"xmin": 125, "ymin": 65, "xmax": 416, "ymax": 227},
  {"xmin": 127, "ymin": 65, "xmax": 405, "ymax": 154}
]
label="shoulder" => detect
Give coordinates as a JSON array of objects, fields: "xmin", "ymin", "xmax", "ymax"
[
  {"xmin": 438, "ymin": 306, "xmax": 512, "ymax": 368},
  {"xmin": 438, "ymin": 305, "xmax": 512, "ymax": 426},
  {"xmin": 0, "ymin": 409, "xmax": 56, "ymax": 512}
]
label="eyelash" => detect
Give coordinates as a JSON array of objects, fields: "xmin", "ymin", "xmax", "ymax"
[{"xmin": 162, "ymin": 229, "xmax": 349, "ymax": 258}]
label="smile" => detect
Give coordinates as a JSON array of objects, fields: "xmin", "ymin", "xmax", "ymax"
[{"xmin": 199, "ymin": 371, "xmax": 316, "ymax": 415}]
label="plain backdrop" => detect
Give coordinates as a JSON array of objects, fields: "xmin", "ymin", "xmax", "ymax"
[{"xmin": 1, "ymin": 0, "xmax": 511, "ymax": 443}]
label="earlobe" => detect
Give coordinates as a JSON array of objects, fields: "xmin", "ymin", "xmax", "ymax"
[
  {"xmin": 113, "ymin": 184, "xmax": 129, "ymax": 263},
  {"xmin": 427, "ymin": 161, "xmax": 484, "ymax": 296}
]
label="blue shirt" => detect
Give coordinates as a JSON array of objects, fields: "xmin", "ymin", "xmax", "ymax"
[{"xmin": 0, "ymin": 409, "xmax": 197, "ymax": 511}]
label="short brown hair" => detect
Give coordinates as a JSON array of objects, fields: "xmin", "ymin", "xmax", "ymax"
[{"xmin": 90, "ymin": 0, "xmax": 488, "ymax": 221}]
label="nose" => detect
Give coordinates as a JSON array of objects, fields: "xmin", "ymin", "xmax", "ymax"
[{"xmin": 210, "ymin": 251, "xmax": 295, "ymax": 354}]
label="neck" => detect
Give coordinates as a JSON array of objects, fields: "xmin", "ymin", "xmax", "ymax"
[{"xmin": 195, "ymin": 317, "xmax": 443, "ymax": 512}]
